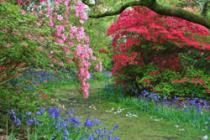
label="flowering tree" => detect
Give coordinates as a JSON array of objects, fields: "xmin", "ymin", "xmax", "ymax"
[
  {"xmin": 107, "ymin": 6, "xmax": 210, "ymax": 97},
  {"xmin": 108, "ymin": 6, "xmax": 210, "ymax": 73},
  {"xmin": 15, "ymin": 0, "xmax": 103, "ymax": 98}
]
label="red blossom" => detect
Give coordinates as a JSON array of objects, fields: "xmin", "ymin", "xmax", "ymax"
[{"xmin": 109, "ymin": 6, "xmax": 210, "ymax": 74}]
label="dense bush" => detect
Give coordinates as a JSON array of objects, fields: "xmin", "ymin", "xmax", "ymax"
[{"xmin": 108, "ymin": 6, "xmax": 210, "ymax": 98}]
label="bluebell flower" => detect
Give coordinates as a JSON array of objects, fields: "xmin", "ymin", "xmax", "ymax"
[
  {"xmin": 84, "ymin": 118, "xmax": 94, "ymax": 127},
  {"xmin": 26, "ymin": 112, "xmax": 32, "ymax": 116},
  {"xmin": 15, "ymin": 118, "xmax": 21, "ymax": 126},
  {"xmin": 141, "ymin": 90, "xmax": 149, "ymax": 96},
  {"xmin": 39, "ymin": 107, "xmax": 45, "ymax": 114},
  {"xmin": 56, "ymin": 120, "xmax": 61, "ymax": 130},
  {"xmin": 33, "ymin": 118, "xmax": 38, "ymax": 125},
  {"xmin": 61, "ymin": 119, "xmax": 69, "ymax": 128},
  {"xmin": 112, "ymin": 136, "xmax": 121, "ymax": 140},
  {"xmin": 48, "ymin": 107, "xmax": 60, "ymax": 119},
  {"xmin": 95, "ymin": 128, "xmax": 101, "ymax": 135},
  {"xmin": 9, "ymin": 110, "xmax": 16, "ymax": 121},
  {"xmin": 63, "ymin": 129, "xmax": 69, "ymax": 136},
  {"xmin": 94, "ymin": 118, "xmax": 102, "ymax": 125},
  {"xmin": 88, "ymin": 134, "xmax": 93, "ymax": 140},
  {"xmin": 36, "ymin": 111, "xmax": 41, "ymax": 115},
  {"xmin": 189, "ymin": 99, "xmax": 196, "ymax": 105},
  {"xmin": 80, "ymin": 137, "xmax": 87, "ymax": 140},
  {"xmin": 173, "ymin": 96, "xmax": 178, "ymax": 103},
  {"xmin": 69, "ymin": 116, "xmax": 80, "ymax": 127},
  {"xmin": 27, "ymin": 119, "xmax": 33, "ymax": 126},
  {"xmin": 113, "ymin": 124, "xmax": 119, "ymax": 131}
]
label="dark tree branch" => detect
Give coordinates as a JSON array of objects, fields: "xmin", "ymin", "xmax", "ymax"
[
  {"xmin": 82, "ymin": 0, "xmax": 95, "ymax": 7},
  {"xmin": 88, "ymin": 0, "xmax": 210, "ymax": 29},
  {"xmin": 150, "ymin": 2, "xmax": 210, "ymax": 29},
  {"xmin": 89, "ymin": 1, "xmax": 152, "ymax": 18}
]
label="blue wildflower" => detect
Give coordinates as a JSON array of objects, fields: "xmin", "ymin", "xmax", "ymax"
[
  {"xmin": 33, "ymin": 118, "xmax": 38, "ymax": 125},
  {"xmin": 113, "ymin": 124, "xmax": 119, "ymax": 131},
  {"xmin": 95, "ymin": 128, "xmax": 101, "ymax": 135},
  {"xmin": 56, "ymin": 120, "xmax": 61, "ymax": 130},
  {"xmin": 112, "ymin": 136, "xmax": 121, "ymax": 140},
  {"xmin": 84, "ymin": 118, "xmax": 94, "ymax": 127},
  {"xmin": 62, "ymin": 119, "xmax": 69, "ymax": 128},
  {"xmin": 94, "ymin": 118, "xmax": 102, "ymax": 125},
  {"xmin": 26, "ymin": 112, "xmax": 32, "ymax": 116},
  {"xmin": 36, "ymin": 111, "xmax": 41, "ymax": 115},
  {"xmin": 15, "ymin": 118, "xmax": 21, "ymax": 126},
  {"xmin": 27, "ymin": 119, "xmax": 33, "ymax": 126},
  {"xmin": 39, "ymin": 107, "xmax": 45, "ymax": 114},
  {"xmin": 63, "ymin": 129, "xmax": 69, "ymax": 136},
  {"xmin": 88, "ymin": 134, "xmax": 94, "ymax": 140},
  {"xmin": 48, "ymin": 107, "xmax": 60, "ymax": 119},
  {"xmin": 69, "ymin": 116, "xmax": 80, "ymax": 127}
]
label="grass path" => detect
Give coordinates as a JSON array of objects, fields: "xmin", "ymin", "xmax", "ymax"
[{"xmin": 46, "ymin": 81, "xmax": 207, "ymax": 140}]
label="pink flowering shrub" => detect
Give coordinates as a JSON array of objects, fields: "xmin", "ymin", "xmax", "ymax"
[{"xmin": 16, "ymin": 0, "xmax": 101, "ymax": 98}]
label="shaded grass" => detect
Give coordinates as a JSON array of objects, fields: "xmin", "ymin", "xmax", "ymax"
[{"xmin": 45, "ymin": 79, "xmax": 209, "ymax": 140}]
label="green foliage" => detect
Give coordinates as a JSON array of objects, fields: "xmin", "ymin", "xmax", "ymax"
[
  {"xmin": 0, "ymin": 2, "xmax": 68, "ymax": 86},
  {"xmin": 85, "ymin": 17, "xmax": 113, "ymax": 70},
  {"xmin": 133, "ymin": 65, "xmax": 210, "ymax": 98}
]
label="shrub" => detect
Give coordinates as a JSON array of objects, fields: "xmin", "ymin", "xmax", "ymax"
[{"xmin": 108, "ymin": 6, "xmax": 210, "ymax": 98}]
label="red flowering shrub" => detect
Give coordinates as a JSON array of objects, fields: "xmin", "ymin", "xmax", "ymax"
[{"xmin": 108, "ymin": 6, "xmax": 210, "ymax": 98}]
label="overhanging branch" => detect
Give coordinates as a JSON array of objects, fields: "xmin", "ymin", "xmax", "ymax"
[
  {"xmin": 82, "ymin": 0, "xmax": 95, "ymax": 7},
  {"xmin": 89, "ymin": 1, "xmax": 150, "ymax": 18},
  {"xmin": 88, "ymin": 0, "xmax": 210, "ymax": 29}
]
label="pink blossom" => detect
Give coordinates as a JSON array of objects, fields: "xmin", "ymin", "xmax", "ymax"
[
  {"xmin": 21, "ymin": 10, "xmax": 26, "ymax": 15},
  {"xmin": 57, "ymin": 15, "xmax": 63, "ymax": 21},
  {"xmin": 63, "ymin": 47, "xmax": 70, "ymax": 55},
  {"xmin": 95, "ymin": 61, "xmax": 103, "ymax": 72},
  {"xmin": 18, "ymin": 0, "xmax": 98, "ymax": 98}
]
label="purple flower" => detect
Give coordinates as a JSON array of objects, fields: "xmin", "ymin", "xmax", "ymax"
[
  {"xmin": 112, "ymin": 136, "xmax": 121, "ymax": 140},
  {"xmin": 89, "ymin": 134, "xmax": 93, "ymax": 140},
  {"xmin": 69, "ymin": 116, "xmax": 80, "ymax": 127},
  {"xmin": 84, "ymin": 118, "xmax": 94, "ymax": 127},
  {"xmin": 95, "ymin": 128, "xmax": 101, "ymax": 135},
  {"xmin": 93, "ymin": 118, "xmax": 102, "ymax": 125},
  {"xmin": 48, "ymin": 107, "xmax": 60, "ymax": 119},
  {"xmin": 62, "ymin": 119, "xmax": 69, "ymax": 128},
  {"xmin": 56, "ymin": 120, "xmax": 61, "ymax": 130},
  {"xmin": 15, "ymin": 118, "xmax": 21, "ymax": 126},
  {"xmin": 39, "ymin": 107, "xmax": 45, "ymax": 114},
  {"xmin": 33, "ymin": 118, "xmax": 38, "ymax": 125},
  {"xmin": 27, "ymin": 119, "xmax": 33, "ymax": 126},
  {"xmin": 113, "ymin": 124, "xmax": 119, "ymax": 130},
  {"xmin": 63, "ymin": 129, "xmax": 69, "ymax": 136},
  {"xmin": 26, "ymin": 112, "xmax": 32, "ymax": 116},
  {"xmin": 36, "ymin": 111, "xmax": 41, "ymax": 115}
]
